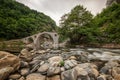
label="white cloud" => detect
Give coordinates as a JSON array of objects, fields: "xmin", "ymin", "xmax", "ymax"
[{"xmin": 16, "ymin": 0, "xmax": 107, "ymax": 25}]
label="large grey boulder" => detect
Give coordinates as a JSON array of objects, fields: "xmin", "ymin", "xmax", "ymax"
[
  {"xmin": 100, "ymin": 61, "xmax": 119, "ymax": 74},
  {"xmin": 61, "ymin": 64, "xmax": 90, "ymax": 80},
  {"xmin": 74, "ymin": 66, "xmax": 90, "ymax": 80},
  {"xmin": 64, "ymin": 60, "xmax": 77, "ymax": 69},
  {"xmin": 61, "ymin": 69, "xmax": 77, "ymax": 80}
]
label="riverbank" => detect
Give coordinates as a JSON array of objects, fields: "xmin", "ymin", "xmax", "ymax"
[
  {"xmin": 1, "ymin": 39, "xmax": 120, "ymax": 55},
  {"xmin": 0, "ymin": 39, "xmax": 25, "ymax": 53},
  {"xmin": 0, "ymin": 47, "xmax": 119, "ymax": 80},
  {"xmin": 70, "ymin": 43, "xmax": 120, "ymax": 49}
]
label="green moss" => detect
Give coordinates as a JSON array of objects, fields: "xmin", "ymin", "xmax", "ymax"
[{"xmin": 59, "ymin": 61, "xmax": 64, "ymax": 67}]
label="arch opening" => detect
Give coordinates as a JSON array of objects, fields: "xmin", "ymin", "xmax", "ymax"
[{"xmin": 36, "ymin": 33, "xmax": 54, "ymax": 49}]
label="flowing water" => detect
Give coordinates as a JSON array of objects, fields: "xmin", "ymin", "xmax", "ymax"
[{"xmin": 69, "ymin": 48, "xmax": 120, "ymax": 61}]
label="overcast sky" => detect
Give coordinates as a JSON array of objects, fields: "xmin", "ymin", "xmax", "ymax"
[{"xmin": 16, "ymin": 0, "xmax": 107, "ymax": 25}]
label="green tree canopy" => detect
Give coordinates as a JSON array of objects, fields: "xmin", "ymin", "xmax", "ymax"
[
  {"xmin": 93, "ymin": 3, "xmax": 120, "ymax": 43},
  {"xmin": 0, "ymin": 0, "xmax": 56, "ymax": 40},
  {"xmin": 59, "ymin": 5, "xmax": 95, "ymax": 44},
  {"xmin": 59, "ymin": 3, "xmax": 120, "ymax": 45}
]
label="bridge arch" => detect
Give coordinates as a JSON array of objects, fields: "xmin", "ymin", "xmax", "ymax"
[{"xmin": 34, "ymin": 32, "xmax": 59, "ymax": 50}]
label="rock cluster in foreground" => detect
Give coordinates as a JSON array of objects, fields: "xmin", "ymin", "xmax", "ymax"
[
  {"xmin": 0, "ymin": 51, "xmax": 20, "ymax": 80},
  {"xmin": 1, "ymin": 48, "xmax": 120, "ymax": 80}
]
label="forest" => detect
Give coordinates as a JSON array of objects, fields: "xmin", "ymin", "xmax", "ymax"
[
  {"xmin": 58, "ymin": 3, "xmax": 120, "ymax": 45},
  {"xmin": 0, "ymin": 0, "xmax": 56, "ymax": 40}
]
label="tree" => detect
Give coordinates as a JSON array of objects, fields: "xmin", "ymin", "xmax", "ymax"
[
  {"xmin": 59, "ymin": 3, "xmax": 120, "ymax": 45},
  {"xmin": 59, "ymin": 5, "xmax": 94, "ymax": 44}
]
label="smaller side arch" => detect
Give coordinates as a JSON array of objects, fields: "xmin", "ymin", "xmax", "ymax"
[{"xmin": 22, "ymin": 37, "xmax": 34, "ymax": 44}]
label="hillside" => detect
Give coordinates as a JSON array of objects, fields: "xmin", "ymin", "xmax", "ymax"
[
  {"xmin": 93, "ymin": 3, "xmax": 120, "ymax": 43},
  {"xmin": 0, "ymin": 0, "xmax": 56, "ymax": 40},
  {"xmin": 58, "ymin": 3, "xmax": 120, "ymax": 46}
]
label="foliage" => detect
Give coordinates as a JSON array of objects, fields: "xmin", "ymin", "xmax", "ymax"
[
  {"xmin": 59, "ymin": 3, "xmax": 120, "ymax": 44},
  {"xmin": 59, "ymin": 5, "xmax": 95, "ymax": 44},
  {"xmin": 59, "ymin": 61, "xmax": 64, "ymax": 67},
  {"xmin": 93, "ymin": 3, "xmax": 120, "ymax": 43},
  {"xmin": 0, "ymin": 0, "xmax": 56, "ymax": 40}
]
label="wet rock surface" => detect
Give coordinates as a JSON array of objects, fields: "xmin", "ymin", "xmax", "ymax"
[{"xmin": 2, "ymin": 48, "xmax": 120, "ymax": 80}]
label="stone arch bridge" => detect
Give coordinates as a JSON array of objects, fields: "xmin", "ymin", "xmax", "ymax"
[{"xmin": 22, "ymin": 32, "xmax": 59, "ymax": 50}]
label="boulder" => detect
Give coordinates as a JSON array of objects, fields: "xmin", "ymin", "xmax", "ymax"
[
  {"xmin": 30, "ymin": 63, "xmax": 40, "ymax": 73},
  {"xmin": 100, "ymin": 61, "xmax": 119, "ymax": 74},
  {"xmin": 26, "ymin": 73, "xmax": 46, "ymax": 80},
  {"xmin": 111, "ymin": 67, "xmax": 120, "ymax": 80},
  {"xmin": 47, "ymin": 67, "xmax": 61, "ymax": 76},
  {"xmin": 9, "ymin": 73, "xmax": 21, "ymax": 79},
  {"xmin": 90, "ymin": 68, "xmax": 99, "ymax": 77},
  {"xmin": 78, "ymin": 75, "xmax": 90, "ymax": 80},
  {"xmin": 72, "ymin": 51, "xmax": 89, "ymax": 62},
  {"xmin": 100, "ymin": 66, "xmax": 109, "ymax": 74},
  {"xmin": 77, "ymin": 63, "xmax": 97, "ymax": 69},
  {"xmin": 68, "ymin": 56, "xmax": 77, "ymax": 60},
  {"xmin": 38, "ymin": 63, "xmax": 49, "ymax": 74},
  {"xmin": 19, "ymin": 48, "xmax": 32, "ymax": 61},
  {"xmin": 0, "ymin": 67, "xmax": 13, "ymax": 80},
  {"xmin": 62, "ymin": 62, "xmax": 94, "ymax": 80},
  {"xmin": 47, "ymin": 75, "xmax": 61, "ymax": 80},
  {"xmin": 74, "ymin": 66, "xmax": 90, "ymax": 80},
  {"xmin": 61, "ymin": 69, "xmax": 77, "ymax": 80},
  {"xmin": 20, "ymin": 68, "xmax": 30, "ymax": 76},
  {"xmin": 64, "ymin": 60, "xmax": 77, "ymax": 69},
  {"xmin": 80, "ymin": 52, "xmax": 89, "ymax": 62},
  {"xmin": 48, "ymin": 56, "xmax": 63, "ymax": 67},
  {"xmin": 0, "ymin": 51, "xmax": 20, "ymax": 80},
  {"xmin": 29, "ymin": 60, "xmax": 41, "ymax": 65},
  {"xmin": 74, "ymin": 66, "xmax": 88, "ymax": 76},
  {"xmin": 105, "ymin": 60, "xmax": 119, "ymax": 68},
  {"xmin": 74, "ymin": 63, "xmax": 99, "ymax": 79}
]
